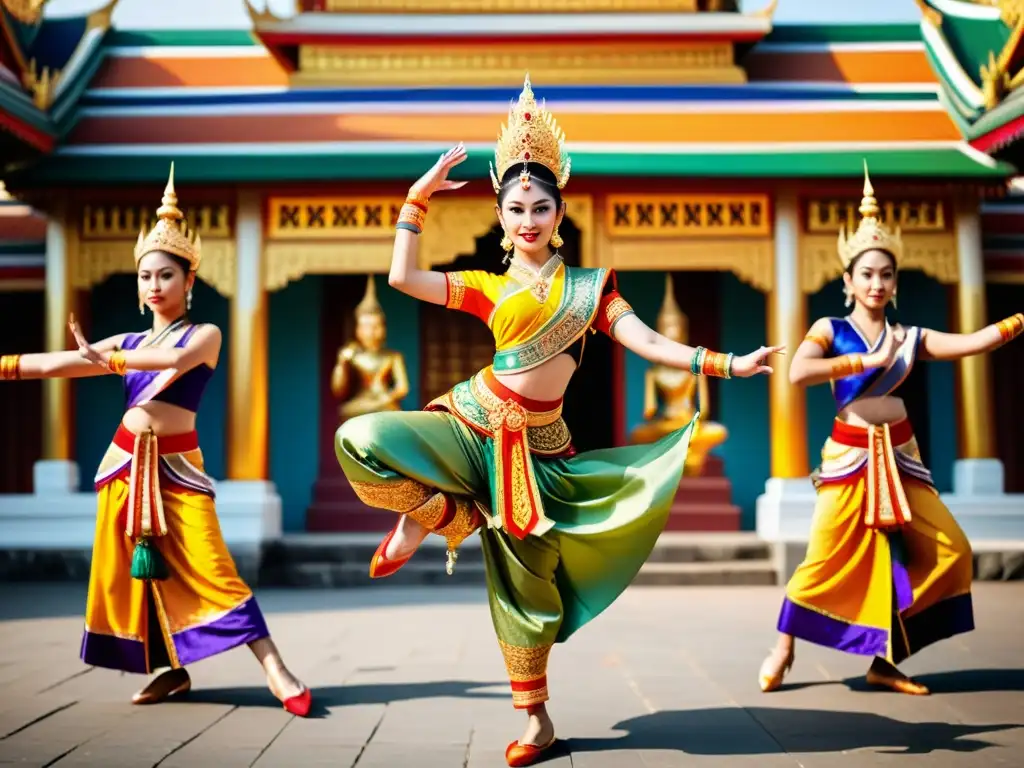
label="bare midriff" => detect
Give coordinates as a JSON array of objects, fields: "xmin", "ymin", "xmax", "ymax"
[
  {"xmin": 121, "ymin": 401, "xmax": 198, "ymax": 437},
  {"xmin": 492, "ymin": 352, "xmax": 577, "ymax": 402},
  {"xmin": 838, "ymin": 395, "xmax": 909, "ymax": 427}
]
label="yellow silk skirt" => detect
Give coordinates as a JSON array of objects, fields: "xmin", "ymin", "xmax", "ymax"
[
  {"xmin": 82, "ymin": 427, "xmax": 269, "ymax": 674},
  {"xmin": 779, "ymin": 419, "xmax": 974, "ymax": 662}
]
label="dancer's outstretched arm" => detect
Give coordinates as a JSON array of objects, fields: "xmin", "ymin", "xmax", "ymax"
[{"xmin": 387, "ymin": 145, "xmax": 469, "ymax": 305}]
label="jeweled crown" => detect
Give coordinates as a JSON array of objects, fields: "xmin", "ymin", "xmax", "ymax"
[
  {"xmin": 489, "ymin": 74, "xmax": 571, "ymax": 194},
  {"xmin": 837, "ymin": 161, "xmax": 903, "ymax": 269},
  {"xmin": 134, "ymin": 162, "xmax": 202, "ymax": 272}
]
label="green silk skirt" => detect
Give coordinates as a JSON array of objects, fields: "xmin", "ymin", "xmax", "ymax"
[{"xmin": 335, "ymin": 407, "xmax": 695, "ymax": 708}]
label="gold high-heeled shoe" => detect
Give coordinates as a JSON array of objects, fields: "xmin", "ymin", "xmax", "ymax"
[
  {"xmin": 758, "ymin": 650, "xmax": 794, "ymax": 693},
  {"xmin": 866, "ymin": 667, "xmax": 930, "ymax": 695}
]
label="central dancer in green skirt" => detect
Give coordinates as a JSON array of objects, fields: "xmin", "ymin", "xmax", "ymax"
[{"xmin": 335, "ymin": 75, "xmax": 783, "ymax": 767}]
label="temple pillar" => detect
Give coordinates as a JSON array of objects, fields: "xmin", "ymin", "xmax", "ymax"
[
  {"xmin": 756, "ymin": 190, "xmax": 817, "ymax": 579},
  {"xmin": 952, "ymin": 203, "xmax": 1001, "ymax": 492},
  {"xmin": 936, "ymin": 199, "xmax": 1024, "ymax": 545},
  {"xmin": 217, "ymin": 190, "xmax": 281, "ymax": 577},
  {"xmin": 36, "ymin": 199, "xmax": 79, "ymax": 493}
]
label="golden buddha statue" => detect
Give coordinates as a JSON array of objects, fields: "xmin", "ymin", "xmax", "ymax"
[
  {"xmin": 331, "ymin": 276, "xmax": 410, "ymax": 422},
  {"xmin": 629, "ymin": 274, "xmax": 728, "ymax": 475}
]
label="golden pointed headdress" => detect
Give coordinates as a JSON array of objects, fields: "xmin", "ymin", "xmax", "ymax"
[
  {"xmin": 657, "ymin": 274, "xmax": 687, "ymax": 337},
  {"xmin": 356, "ymin": 275, "xmax": 383, "ymax": 318},
  {"xmin": 837, "ymin": 161, "xmax": 903, "ymax": 269},
  {"xmin": 134, "ymin": 162, "xmax": 202, "ymax": 272},
  {"xmin": 489, "ymin": 74, "xmax": 571, "ymax": 194}
]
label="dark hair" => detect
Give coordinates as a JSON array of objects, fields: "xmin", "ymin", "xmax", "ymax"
[
  {"xmin": 496, "ymin": 163, "xmax": 563, "ymax": 210},
  {"xmin": 137, "ymin": 251, "xmax": 194, "ymax": 276},
  {"xmin": 845, "ymin": 249, "xmax": 897, "ymax": 275}
]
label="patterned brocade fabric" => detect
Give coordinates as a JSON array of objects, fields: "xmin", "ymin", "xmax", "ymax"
[
  {"xmin": 498, "ymin": 639, "xmax": 552, "ymax": 708},
  {"xmin": 594, "ymin": 291, "xmax": 634, "ymax": 337}
]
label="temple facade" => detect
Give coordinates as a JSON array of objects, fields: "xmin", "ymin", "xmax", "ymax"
[{"xmin": 1, "ymin": 0, "xmax": 1022, "ymax": 557}]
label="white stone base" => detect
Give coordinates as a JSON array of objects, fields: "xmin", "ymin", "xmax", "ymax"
[
  {"xmin": 755, "ymin": 477, "xmax": 817, "ymax": 582},
  {"xmin": 0, "ymin": 463, "xmax": 283, "ymax": 553},
  {"xmin": 943, "ymin": 459, "xmax": 1024, "ymax": 540},
  {"xmin": 213, "ymin": 480, "xmax": 282, "ymax": 545}
]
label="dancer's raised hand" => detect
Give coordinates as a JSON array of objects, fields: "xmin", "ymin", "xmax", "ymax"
[{"xmin": 409, "ymin": 144, "xmax": 469, "ymax": 200}]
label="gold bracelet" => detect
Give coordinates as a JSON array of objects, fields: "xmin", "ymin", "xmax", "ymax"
[
  {"xmin": 995, "ymin": 313, "xmax": 1024, "ymax": 344},
  {"xmin": 803, "ymin": 333, "xmax": 830, "ymax": 353},
  {"xmin": 0, "ymin": 354, "xmax": 21, "ymax": 381},
  {"xmin": 397, "ymin": 202, "xmax": 426, "ymax": 233},
  {"xmin": 107, "ymin": 351, "xmax": 127, "ymax": 376},
  {"xmin": 830, "ymin": 354, "xmax": 865, "ymax": 379},
  {"xmin": 700, "ymin": 350, "xmax": 733, "ymax": 379}
]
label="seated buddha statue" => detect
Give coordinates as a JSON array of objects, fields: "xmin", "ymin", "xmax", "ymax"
[
  {"xmin": 331, "ymin": 276, "xmax": 410, "ymax": 422},
  {"xmin": 629, "ymin": 274, "xmax": 728, "ymax": 475}
]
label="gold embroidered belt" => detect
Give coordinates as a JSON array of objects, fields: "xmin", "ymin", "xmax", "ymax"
[
  {"xmin": 820, "ymin": 419, "xmax": 934, "ymax": 529},
  {"xmin": 95, "ymin": 424, "xmax": 215, "ymax": 540},
  {"xmin": 426, "ymin": 366, "xmax": 571, "ymax": 539}
]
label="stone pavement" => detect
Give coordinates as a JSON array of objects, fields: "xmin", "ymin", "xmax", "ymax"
[{"xmin": 0, "ymin": 582, "xmax": 1022, "ymax": 767}]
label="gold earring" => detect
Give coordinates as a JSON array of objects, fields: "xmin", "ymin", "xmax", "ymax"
[
  {"xmin": 550, "ymin": 226, "xmax": 564, "ymax": 250},
  {"xmin": 890, "ymin": 293, "xmax": 897, "ymax": 310},
  {"xmin": 843, "ymin": 286, "xmax": 853, "ymax": 308},
  {"xmin": 501, "ymin": 234, "xmax": 513, "ymax": 252}
]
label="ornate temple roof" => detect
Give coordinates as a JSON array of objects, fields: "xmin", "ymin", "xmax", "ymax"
[
  {"xmin": 0, "ymin": 1, "xmax": 1012, "ymax": 186},
  {"xmin": 0, "ymin": 0, "xmax": 118, "ymax": 163},
  {"xmin": 916, "ymin": 0, "xmax": 1024, "ymax": 162}
]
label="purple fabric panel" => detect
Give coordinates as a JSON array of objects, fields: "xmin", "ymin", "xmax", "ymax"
[
  {"xmin": 124, "ymin": 369, "xmax": 158, "ymax": 406},
  {"xmin": 172, "ymin": 597, "xmax": 270, "ymax": 667},
  {"xmin": 80, "ymin": 630, "xmax": 149, "ymax": 674},
  {"xmin": 123, "ymin": 333, "xmax": 145, "ymax": 350},
  {"xmin": 777, "ymin": 598, "xmax": 889, "ymax": 657},
  {"xmin": 892, "ymin": 558, "xmax": 914, "ymax": 614}
]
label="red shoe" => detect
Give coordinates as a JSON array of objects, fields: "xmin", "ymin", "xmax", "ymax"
[
  {"xmin": 505, "ymin": 735, "xmax": 557, "ymax": 767},
  {"xmin": 368, "ymin": 523, "xmax": 413, "ymax": 579},
  {"xmin": 282, "ymin": 686, "xmax": 312, "ymax": 717}
]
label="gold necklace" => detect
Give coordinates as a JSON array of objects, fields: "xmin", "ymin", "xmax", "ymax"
[{"xmin": 507, "ymin": 253, "xmax": 562, "ymax": 302}]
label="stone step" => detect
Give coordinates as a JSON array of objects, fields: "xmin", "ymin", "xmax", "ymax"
[
  {"xmin": 645, "ymin": 532, "xmax": 772, "ymax": 563},
  {"xmin": 632, "ymin": 560, "xmax": 777, "ymax": 587},
  {"xmin": 258, "ymin": 532, "xmax": 778, "ymax": 588}
]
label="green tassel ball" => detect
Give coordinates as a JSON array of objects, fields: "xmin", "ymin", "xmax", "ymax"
[{"xmin": 130, "ymin": 538, "xmax": 169, "ymax": 581}]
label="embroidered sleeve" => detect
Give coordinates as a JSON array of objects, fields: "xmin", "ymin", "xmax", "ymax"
[
  {"xmin": 445, "ymin": 270, "xmax": 501, "ymax": 322},
  {"xmin": 594, "ymin": 272, "xmax": 634, "ymax": 337}
]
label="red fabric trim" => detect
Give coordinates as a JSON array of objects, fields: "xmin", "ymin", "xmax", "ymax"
[
  {"xmin": 113, "ymin": 424, "xmax": 199, "ymax": 455},
  {"xmin": 830, "ymin": 418, "xmax": 913, "ymax": 448},
  {"xmin": 510, "ymin": 677, "xmax": 547, "ymax": 691},
  {"xmin": 481, "ymin": 366, "xmax": 562, "ymax": 411}
]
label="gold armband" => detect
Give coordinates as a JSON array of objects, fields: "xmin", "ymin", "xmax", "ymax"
[
  {"xmin": 107, "ymin": 351, "xmax": 128, "ymax": 376},
  {"xmin": 995, "ymin": 313, "xmax": 1024, "ymax": 345},
  {"xmin": 0, "ymin": 354, "xmax": 21, "ymax": 381},
  {"xmin": 396, "ymin": 193, "xmax": 428, "ymax": 235},
  {"xmin": 830, "ymin": 354, "xmax": 865, "ymax": 379},
  {"xmin": 803, "ymin": 333, "xmax": 830, "ymax": 353}
]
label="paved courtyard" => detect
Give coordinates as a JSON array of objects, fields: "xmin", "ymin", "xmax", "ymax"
[{"xmin": 0, "ymin": 582, "xmax": 1022, "ymax": 767}]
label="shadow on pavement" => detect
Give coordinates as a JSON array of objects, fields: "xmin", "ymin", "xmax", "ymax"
[
  {"xmin": 565, "ymin": 707, "xmax": 1022, "ymax": 756},
  {"xmin": 168, "ymin": 679, "xmax": 508, "ymax": 718},
  {"xmin": 776, "ymin": 668, "xmax": 1024, "ymax": 695}
]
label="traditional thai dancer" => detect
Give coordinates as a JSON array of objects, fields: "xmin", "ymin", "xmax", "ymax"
[
  {"xmin": 334, "ymin": 75, "xmax": 784, "ymax": 767},
  {"xmin": 758, "ymin": 164, "xmax": 1024, "ymax": 695},
  {"xmin": 0, "ymin": 167, "xmax": 311, "ymax": 715}
]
